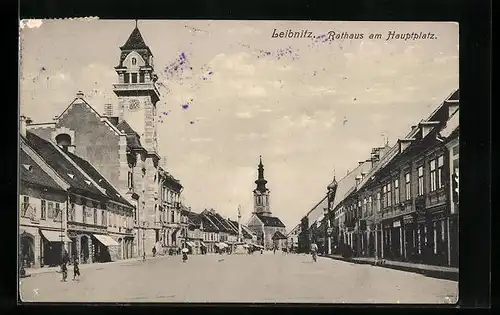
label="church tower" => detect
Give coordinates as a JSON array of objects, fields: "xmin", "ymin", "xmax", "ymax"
[
  {"xmin": 253, "ymin": 156, "xmax": 271, "ymax": 216},
  {"xmin": 113, "ymin": 21, "xmax": 161, "ymax": 154}
]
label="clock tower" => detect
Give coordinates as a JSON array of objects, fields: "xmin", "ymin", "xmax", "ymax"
[
  {"xmin": 113, "ymin": 23, "xmax": 161, "ymax": 154},
  {"xmin": 113, "ymin": 22, "xmax": 162, "ymax": 257}
]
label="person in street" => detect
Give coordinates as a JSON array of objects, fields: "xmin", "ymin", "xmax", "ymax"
[
  {"xmin": 152, "ymin": 246, "xmax": 156, "ymax": 257},
  {"xmin": 72, "ymin": 256, "xmax": 80, "ymax": 281},
  {"xmin": 182, "ymin": 249, "xmax": 188, "ymax": 263},
  {"xmin": 310, "ymin": 242, "xmax": 318, "ymax": 262},
  {"xmin": 61, "ymin": 249, "xmax": 69, "ymax": 282}
]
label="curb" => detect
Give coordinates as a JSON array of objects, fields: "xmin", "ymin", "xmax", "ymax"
[{"xmin": 326, "ymin": 255, "xmax": 459, "ymax": 281}]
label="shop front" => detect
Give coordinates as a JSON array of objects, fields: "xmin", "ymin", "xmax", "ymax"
[
  {"xmin": 93, "ymin": 234, "xmax": 120, "ymax": 262},
  {"xmin": 402, "ymin": 213, "xmax": 418, "ymax": 261},
  {"xmin": 39, "ymin": 229, "xmax": 72, "ymax": 267}
]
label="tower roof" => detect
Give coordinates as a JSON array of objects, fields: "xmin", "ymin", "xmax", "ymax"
[
  {"xmin": 254, "ymin": 155, "xmax": 268, "ymax": 192},
  {"xmin": 121, "ymin": 26, "xmax": 149, "ymax": 51}
]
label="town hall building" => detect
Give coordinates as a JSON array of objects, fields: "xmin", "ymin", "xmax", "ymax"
[{"xmin": 246, "ymin": 156, "xmax": 287, "ymax": 250}]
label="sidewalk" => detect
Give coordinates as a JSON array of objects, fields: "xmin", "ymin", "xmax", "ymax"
[
  {"xmin": 23, "ymin": 255, "xmax": 167, "ymax": 277},
  {"xmin": 325, "ymin": 254, "xmax": 459, "ymax": 281}
]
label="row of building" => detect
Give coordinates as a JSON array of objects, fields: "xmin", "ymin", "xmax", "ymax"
[
  {"xmin": 289, "ymin": 89, "xmax": 459, "ymax": 267},
  {"xmin": 20, "ymin": 117, "xmax": 261, "ymax": 268},
  {"xmin": 18, "ymin": 25, "xmax": 261, "ymax": 270}
]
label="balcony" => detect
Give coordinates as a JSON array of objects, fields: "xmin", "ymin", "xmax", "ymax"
[{"xmin": 112, "ymin": 83, "xmax": 160, "ymax": 103}]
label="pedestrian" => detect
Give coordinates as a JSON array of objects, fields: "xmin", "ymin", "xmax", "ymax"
[
  {"xmin": 310, "ymin": 242, "xmax": 318, "ymax": 262},
  {"xmin": 61, "ymin": 249, "xmax": 69, "ymax": 282},
  {"xmin": 72, "ymin": 256, "xmax": 80, "ymax": 281},
  {"xmin": 152, "ymin": 246, "xmax": 156, "ymax": 257}
]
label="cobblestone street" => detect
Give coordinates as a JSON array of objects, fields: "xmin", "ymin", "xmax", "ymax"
[{"xmin": 20, "ymin": 252, "xmax": 458, "ymax": 303}]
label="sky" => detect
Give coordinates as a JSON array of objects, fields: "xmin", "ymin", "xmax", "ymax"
[{"xmin": 19, "ymin": 20, "xmax": 459, "ymax": 230}]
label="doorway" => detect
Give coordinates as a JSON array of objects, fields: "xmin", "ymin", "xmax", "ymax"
[{"xmin": 20, "ymin": 233, "xmax": 35, "ymax": 268}]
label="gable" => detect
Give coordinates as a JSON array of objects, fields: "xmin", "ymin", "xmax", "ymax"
[{"xmin": 247, "ymin": 214, "xmax": 263, "ymax": 227}]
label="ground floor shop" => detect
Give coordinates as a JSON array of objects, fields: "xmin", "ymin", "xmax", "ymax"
[
  {"xmin": 357, "ymin": 208, "xmax": 457, "ymax": 267},
  {"xmin": 19, "ymin": 226, "xmax": 72, "ymax": 269}
]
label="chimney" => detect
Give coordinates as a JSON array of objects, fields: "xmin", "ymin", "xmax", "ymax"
[
  {"xmin": 67, "ymin": 145, "xmax": 76, "ymax": 154},
  {"xmin": 20, "ymin": 116, "xmax": 27, "ymax": 137},
  {"xmin": 361, "ymin": 171, "xmax": 367, "ymax": 179}
]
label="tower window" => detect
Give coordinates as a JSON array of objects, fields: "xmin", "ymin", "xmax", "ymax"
[
  {"xmin": 131, "ymin": 73, "xmax": 138, "ymax": 83},
  {"xmin": 124, "ymin": 73, "xmax": 130, "ymax": 83},
  {"xmin": 132, "ymin": 57, "xmax": 137, "ymax": 65},
  {"xmin": 139, "ymin": 72, "xmax": 145, "ymax": 83}
]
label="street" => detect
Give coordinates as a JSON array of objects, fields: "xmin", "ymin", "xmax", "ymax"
[{"xmin": 20, "ymin": 252, "xmax": 458, "ymax": 303}]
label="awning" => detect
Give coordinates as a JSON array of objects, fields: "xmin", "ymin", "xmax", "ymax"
[
  {"xmin": 186, "ymin": 241, "xmax": 196, "ymax": 247},
  {"xmin": 40, "ymin": 230, "xmax": 72, "ymax": 243},
  {"xmin": 200, "ymin": 242, "xmax": 207, "ymax": 247},
  {"xmin": 93, "ymin": 234, "xmax": 119, "ymax": 247},
  {"xmin": 215, "ymin": 242, "xmax": 228, "ymax": 248}
]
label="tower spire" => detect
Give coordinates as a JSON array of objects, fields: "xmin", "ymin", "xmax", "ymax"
[{"xmin": 255, "ymin": 155, "xmax": 268, "ymax": 191}]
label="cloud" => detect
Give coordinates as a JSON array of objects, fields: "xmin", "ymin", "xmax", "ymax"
[{"xmin": 235, "ymin": 112, "xmax": 253, "ymax": 119}]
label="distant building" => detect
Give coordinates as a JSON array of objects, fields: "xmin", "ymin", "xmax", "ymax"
[{"xmin": 246, "ymin": 156, "xmax": 286, "ymax": 250}]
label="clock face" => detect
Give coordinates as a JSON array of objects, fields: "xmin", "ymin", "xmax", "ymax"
[{"xmin": 129, "ymin": 99, "xmax": 140, "ymax": 111}]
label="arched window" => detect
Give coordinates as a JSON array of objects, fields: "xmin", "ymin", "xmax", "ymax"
[{"xmin": 131, "ymin": 57, "xmax": 137, "ymax": 65}]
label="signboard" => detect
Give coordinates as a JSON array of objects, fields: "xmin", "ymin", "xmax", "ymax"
[
  {"xmin": 403, "ymin": 215, "xmax": 414, "ymax": 225},
  {"xmin": 393, "ymin": 220, "xmax": 401, "ymax": 228}
]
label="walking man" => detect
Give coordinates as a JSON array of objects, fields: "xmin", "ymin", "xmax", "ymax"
[
  {"xmin": 72, "ymin": 256, "xmax": 80, "ymax": 281},
  {"xmin": 60, "ymin": 249, "xmax": 69, "ymax": 282}
]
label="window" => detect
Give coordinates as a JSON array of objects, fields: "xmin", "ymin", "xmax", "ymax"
[
  {"xmin": 93, "ymin": 208, "xmax": 98, "ymax": 225},
  {"xmin": 128, "ymin": 171, "xmax": 134, "ymax": 190},
  {"xmin": 69, "ymin": 203, "xmax": 75, "ymax": 221},
  {"xmin": 139, "ymin": 72, "xmax": 145, "ymax": 83},
  {"xmin": 102, "ymin": 210, "xmax": 106, "ymax": 226},
  {"xmin": 131, "ymin": 73, "xmax": 138, "ymax": 83},
  {"xmin": 131, "ymin": 57, "xmax": 137, "ymax": 65},
  {"xmin": 382, "ymin": 186, "xmax": 387, "ymax": 209},
  {"xmin": 363, "ymin": 198, "xmax": 367, "ymax": 216},
  {"xmin": 41, "ymin": 200, "xmax": 46, "ymax": 219},
  {"xmin": 418, "ymin": 166, "xmax": 424, "ymax": 196},
  {"xmin": 124, "ymin": 73, "xmax": 130, "ymax": 83},
  {"xmin": 108, "ymin": 212, "xmax": 112, "ymax": 227},
  {"xmin": 437, "ymin": 155, "xmax": 444, "ymax": 189},
  {"xmin": 48, "ymin": 202, "xmax": 54, "ymax": 219},
  {"xmin": 55, "ymin": 203, "xmax": 61, "ymax": 221},
  {"xmin": 394, "ymin": 179, "xmax": 400, "ymax": 204},
  {"xmin": 171, "ymin": 210, "xmax": 175, "ymax": 223},
  {"xmin": 376, "ymin": 193, "xmax": 381, "ymax": 212},
  {"xmin": 387, "ymin": 183, "xmax": 392, "ymax": 207},
  {"xmin": 369, "ymin": 196, "xmax": 373, "ymax": 215},
  {"xmin": 21, "ymin": 196, "xmax": 29, "ymax": 216},
  {"xmin": 82, "ymin": 204, "xmax": 87, "ymax": 224},
  {"xmin": 405, "ymin": 173, "xmax": 411, "ymax": 200},
  {"xmin": 113, "ymin": 213, "xmax": 117, "ymax": 227},
  {"xmin": 430, "ymin": 160, "xmax": 437, "ymax": 192}
]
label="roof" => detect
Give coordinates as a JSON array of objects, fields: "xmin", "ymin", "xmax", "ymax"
[
  {"xmin": 256, "ymin": 214, "xmax": 286, "ymax": 228},
  {"xmin": 240, "ymin": 224, "xmax": 256, "ymax": 239},
  {"xmin": 116, "ymin": 120, "xmax": 139, "ymax": 136},
  {"xmin": 121, "ymin": 27, "xmax": 149, "ymax": 51},
  {"xmin": 24, "ymin": 132, "xmax": 105, "ymax": 200},
  {"xmin": 305, "ymin": 196, "xmax": 329, "ymax": 228},
  {"xmin": 212, "ymin": 212, "xmax": 236, "ymax": 234},
  {"xmin": 182, "ymin": 210, "xmax": 202, "ymax": 228},
  {"xmin": 200, "ymin": 213, "xmax": 219, "ymax": 233},
  {"xmin": 64, "ymin": 151, "xmax": 133, "ymax": 208},
  {"xmin": 20, "ymin": 148, "xmax": 64, "ymax": 192},
  {"xmin": 440, "ymin": 108, "xmax": 459, "ymax": 138},
  {"xmin": 332, "ymin": 161, "xmax": 373, "ymax": 210},
  {"xmin": 272, "ymin": 231, "xmax": 287, "ymax": 240}
]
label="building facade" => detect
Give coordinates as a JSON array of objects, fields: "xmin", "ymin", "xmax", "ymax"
[
  {"xmin": 25, "ymin": 25, "xmax": 184, "ymax": 258},
  {"xmin": 339, "ymin": 90, "xmax": 459, "ymax": 267},
  {"xmin": 21, "ymin": 120, "xmax": 136, "ymax": 269}
]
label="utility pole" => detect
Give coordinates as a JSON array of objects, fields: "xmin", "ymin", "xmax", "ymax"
[{"xmin": 237, "ymin": 205, "xmax": 242, "ymax": 243}]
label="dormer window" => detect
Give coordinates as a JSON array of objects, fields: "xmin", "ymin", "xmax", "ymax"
[
  {"xmin": 22, "ymin": 164, "xmax": 33, "ymax": 172},
  {"xmin": 85, "ymin": 180, "xmax": 91, "ymax": 186},
  {"xmin": 132, "ymin": 57, "xmax": 137, "ymax": 65},
  {"xmin": 68, "ymin": 173, "xmax": 74, "ymax": 179}
]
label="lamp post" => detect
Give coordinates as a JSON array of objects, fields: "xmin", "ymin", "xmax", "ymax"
[{"xmin": 323, "ymin": 207, "xmax": 329, "ymax": 256}]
